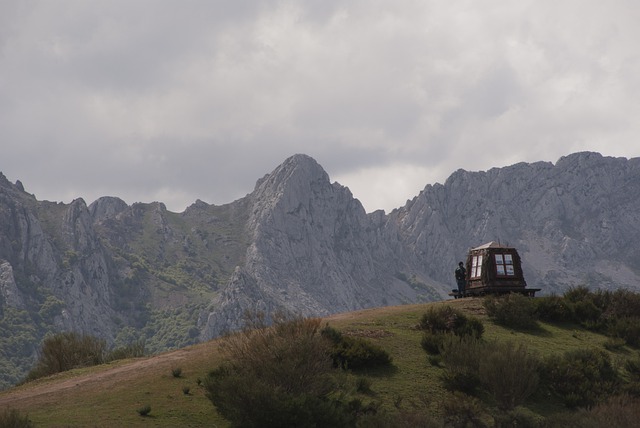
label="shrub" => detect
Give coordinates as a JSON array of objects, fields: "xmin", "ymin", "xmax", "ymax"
[
  {"xmin": 204, "ymin": 316, "xmax": 360, "ymax": 427},
  {"xmin": 106, "ymin": 339, "xmax": 145, "ymax": 362},
  {"xmin": 535, "ymin": 295, "xmax": 574, "ymax": 323},
  {"xmin": 419, "ymin": 306, "xmax": 484, "ymax": 358},
  {"xmin": 605, "ymin": 289, "xmax": 640, "ymax": 320},
  {"xmin": 492, "ymin": 406, "xmax": 545, "ymax": 428},
  {"xmin": 541, "ymin": 348, "xmax": 620, "ymax": 408},
  {"xmin": 419, "ymin": 305, "xmax": 484, "ymax": 338},
  {"xmin": 137, "ymin": 405, "xmax": 151, "ymax": 417},
  {"xmin": 355, "ymin": 377, "xmax": 373, "ymax": 394},
  {"xmin": 483, "ymin": 294, "xmax": 539, "ymax": 330},
  {"xmin": 479, "ymin": 341, "xmax": 540, "ymax": 410},
  {"xmin": 171, "ymin": 367, "xmax": 182, "ymax": 378},
  {"xmin": 439, "ymin": 335, "xmax": 484, "ymax": 394},
  {"xmin": 182, "ymin": 385, "xmax": 190, "ymax": 395},
  {"xmin": 608, "ymin": 317, "xmax": 640, "ymax": 348},
  {"xmin": 439, "ymin": 392, "xmax": 492, "ymax": 428},
  {"xmin": 0, "ymin": 408, "xmax": 34, "ymax": 428},
  {"xmin": 420, "ymin": 332, "xmax": 446, "ymax": 355},
  {"xmin": 321, "ymin": 325, "xmax": 393, "ymax": 371},
  {"xmin": 587, "ymin": 394, "xmax": 640, "ymax": 428},
  {"xmin": 603, "ymin": 337, "xmax": 627, "ymax": 352},
  {"xmin": 26, "ymin": 332, "xmax": 106, "ymax": 381}
]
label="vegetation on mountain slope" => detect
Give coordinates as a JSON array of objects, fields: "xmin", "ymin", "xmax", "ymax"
[{"xmin": 1, "ymin": 290, "xmax": 640, "ymax": 427}]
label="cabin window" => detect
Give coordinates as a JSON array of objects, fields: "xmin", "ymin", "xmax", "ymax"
[
  {"xmin": 495, "ymin": 253, "xmax": 515, "ymax": 276},
  {"xmin": 471, "ymin": 255, "xmax": 483, "ymax": 279}
]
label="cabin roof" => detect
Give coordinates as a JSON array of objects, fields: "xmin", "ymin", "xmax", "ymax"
[{"xmin": 471, "ymin": 241, "xmax": 512, "ymax": 251}]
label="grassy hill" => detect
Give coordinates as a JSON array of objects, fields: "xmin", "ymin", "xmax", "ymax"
[{"xmin": 1, "ymin": 297, "xmax": 639, "ymax": 427}]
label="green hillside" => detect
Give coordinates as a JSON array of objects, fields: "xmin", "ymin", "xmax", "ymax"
[{"xmin": 1, "ymin": 294, "xmax": 639, "ymax": 427}]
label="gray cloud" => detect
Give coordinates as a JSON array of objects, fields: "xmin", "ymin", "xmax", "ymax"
[{"xmin": 2, "ymin": 1, "xmax": 639, "ymax": 212}]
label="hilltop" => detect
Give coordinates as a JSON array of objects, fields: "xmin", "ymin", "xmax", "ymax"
[{"xmin": 1, "ymin": 296, "xmax": 639, "ymax": 427}]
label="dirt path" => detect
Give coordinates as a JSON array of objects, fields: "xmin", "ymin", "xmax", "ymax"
[{"xmin": 0, "ymin": 347, "xmax": 191, "ymax": 409}]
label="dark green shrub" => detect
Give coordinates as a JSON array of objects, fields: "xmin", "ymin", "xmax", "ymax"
[
  {"xmin": 564, "ymin": 285, "xmax": 593, "ymax": 303},
  {"xmin": 541, "ymin": 348, "xmax": 620, "ymax": 408},
  {"xmin": 420, "ymin": 332, "xmax": 446, "ymax": 355},
  {"xmin": 204, "ymin": 316, "xmax": 360, "ymax": 427},
  {"xmin": 605, "ymin": 289, "xmax": 640, "ymax": 320},
  {"xmin": 492, "ymin": 406, "xmax": 545, "ymax": 428},
  {"xmin": 171, "ymin": 367, "xmax": 182, "ymax": 378},
  {"xmin": 573, "ymin": 300, "xmax": 602, "ymax": 325},
  {"xmin": 26, "ymin": 332, "xmax": 106, "ymax": 381},
  {"xmin": 419, "ymin": 305, "xmax": 460, "ymax": 332},
  {"xmin": 106, "ymin": 339, "xmax": 145, "ymax": 362},
  {"xmin": 321, "ymin": 326, "xmax": 392, "ymax": 371},
  {"xmin": 624, "ymin": 355, "xmax": 640, "ymax": 380},
  {"xmin": 603, "ymin": 337, "xmax": 627, "ymax": 352},
  {"xmin": 586, "ymin": 394, "xmax": 640, "ymax": 428},
  {"xmin": 535, "ymin": 295, "xmax": 574, "ymax": 323},
  {"xmin": 182, "ymin": 385, "xmax": 190, "ymax": 395},
  {"xmin": 419, "ymin": 306, "xmax": 484, "ymax": 360},
  {"xmin": 608, "ymin": 317, "xmax": 640, "ymax": 348},
  {"xmin": 483, "ymin": 294, "xmax": 539, "ymax": 330},
  {"xmin": 440, "ymin": 392, "xmax": 492, "ymax": 428},
  {"xmin": 355, "ymin": 377, "xmax": 373, "ymax": 394},
  {"xmin": 419, "ymin": 305, "xmax": 483, "ymax": 338},
  {"xmin": 0, "ymin": 408, "xmax": 34, "ymax": 428},
  {"xmin": 479, "ymin": 341, "xmax": 540, "ymax": 410},
  {"xmin": 137, "ymin": 405, "xmax": 151, "ymax": 417},
  {"xmin": 440, "ymin": 335, "xmax": 484, "ymax": 394}
]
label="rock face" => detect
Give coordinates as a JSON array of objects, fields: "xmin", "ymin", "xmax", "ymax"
[
  {"xmin": 1, "ymin": 152, "xmax": 640, "ymax": 387},
  {"xmin": 200, "ymin": 155, "xmax": 441, "ymax": 337}
]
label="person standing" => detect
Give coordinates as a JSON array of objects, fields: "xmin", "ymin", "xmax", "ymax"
[{"xmin": 455, "ymin": 261, "xmax": 466, "ymax": 297}]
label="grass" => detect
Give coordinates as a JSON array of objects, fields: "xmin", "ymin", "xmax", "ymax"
[{"xmin": 0, "ymin": 298, "xmax": 636, "ymax": 427}]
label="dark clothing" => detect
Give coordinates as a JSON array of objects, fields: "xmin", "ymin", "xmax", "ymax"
[{"xmin": 455, "ymin": 266, "xmax": 466, "ymax": 295}]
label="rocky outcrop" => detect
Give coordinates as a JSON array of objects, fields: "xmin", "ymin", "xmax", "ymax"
[{"xmin": 200, "ymin": 155, "xmax": 442, "ymax": 337}]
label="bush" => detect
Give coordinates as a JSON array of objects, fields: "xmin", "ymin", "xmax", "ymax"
[
  {"xmin": 420, "ymin": 332, "xmax": 446, "ymax": 355},
  {"xmin": 535, "ymin": 295, "xmax": 574, "ymax": 323},
  {"xmin": 26, "ymin": 332, "xmax": 106, "ymax": 381},
  {"xmin": 492, "ymin": 406, "xmax": 545, "ymax": 428},
  {"xmin": 541, "ymin": 348, "xmax": 620, "ymax": 408},
  {"xmin": 608, "ymin": 317, "xmax": 640, "ymax": 348},
  {"xmin": 171, "ymin": 367, "xmax": 182, "ymax": 378},
  {"xmin": 137, "ymin": 405, "xmax": 151, "ymax": 417},
  {"xmin": 479, "ymin": 341, "xmax": 540, "ymax": 410},
  {"xmin": 483, "ymin": 294, "xmax": 539, "ymax": 330},
  {"xmin": 204, "ymin": 316, "xmax": 360, "ymax": 427},
  {"xmin": 0, "ymin": 408, "xmax": 34, "ymax": 428},
  {"xmin": 439, "ymin": 335, "xmax": 484, "ymax": 394},
  {"xmin": 419, "ymin": 306, "xmax": 483, "ymax": 358},
  {"xmin": 321, "ymin": 326, "xmax": 393, "ymax": 371},
  {"xmin": 419, "ymin": 305, "xmax": 484, "ymax": 339},
  {"xmin": 439, "ymin": 392, "xmax": 492, "ymax": 428},
  {"xmin": 586, "ymin": 394, "xmax": 640, "ymax": 428},
  {"xmin": 105, "ymin": 339, "xmax": 145, "ymax": 362}
]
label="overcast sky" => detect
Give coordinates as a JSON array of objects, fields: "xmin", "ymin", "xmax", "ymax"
[{"xmin": 2, "ymin": 1, "xmax": 639, "ymax": 213}]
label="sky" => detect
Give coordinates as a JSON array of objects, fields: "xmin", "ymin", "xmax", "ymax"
[{"xmin": 1, "ymin": 1, "xmax": 639, "ymax": 213}]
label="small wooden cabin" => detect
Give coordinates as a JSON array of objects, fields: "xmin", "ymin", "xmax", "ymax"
[{"xmin": 452, "ymin": 241, "xmax": 539, "ymax": 298}]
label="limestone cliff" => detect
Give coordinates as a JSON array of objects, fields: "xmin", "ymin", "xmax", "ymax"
[{"xmin": 1, "ymin": 151, "xmax": 640, "ymax": 388}]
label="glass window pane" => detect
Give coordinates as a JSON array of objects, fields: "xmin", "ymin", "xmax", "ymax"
[
  {"xmin": 496, "ymin": 265, "xmax": 505, "ymax": 275},
  {"xmin": 495, "ymin": 254, "xmax": 503, "ymax": 264},
  {"xmin": 477, "ymin": 256, "xmax": 482, "ymax": 277},
  {"xmin": 504, "ymin": 254, "xmax": 513, "ymax": 265},
  {"xmin": 506, "ymin": 265, "xmax": 515, "ymax": 276}
]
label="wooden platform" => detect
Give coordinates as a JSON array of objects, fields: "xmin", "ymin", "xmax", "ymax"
[{"xmin": 448, "ymin": 287, "xmax": 541, "ymax": 299}]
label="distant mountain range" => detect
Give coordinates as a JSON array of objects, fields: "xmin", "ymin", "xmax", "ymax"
[{"xmin": 1, "ymin": 151, "xmax": 639, "ymax": 388}]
